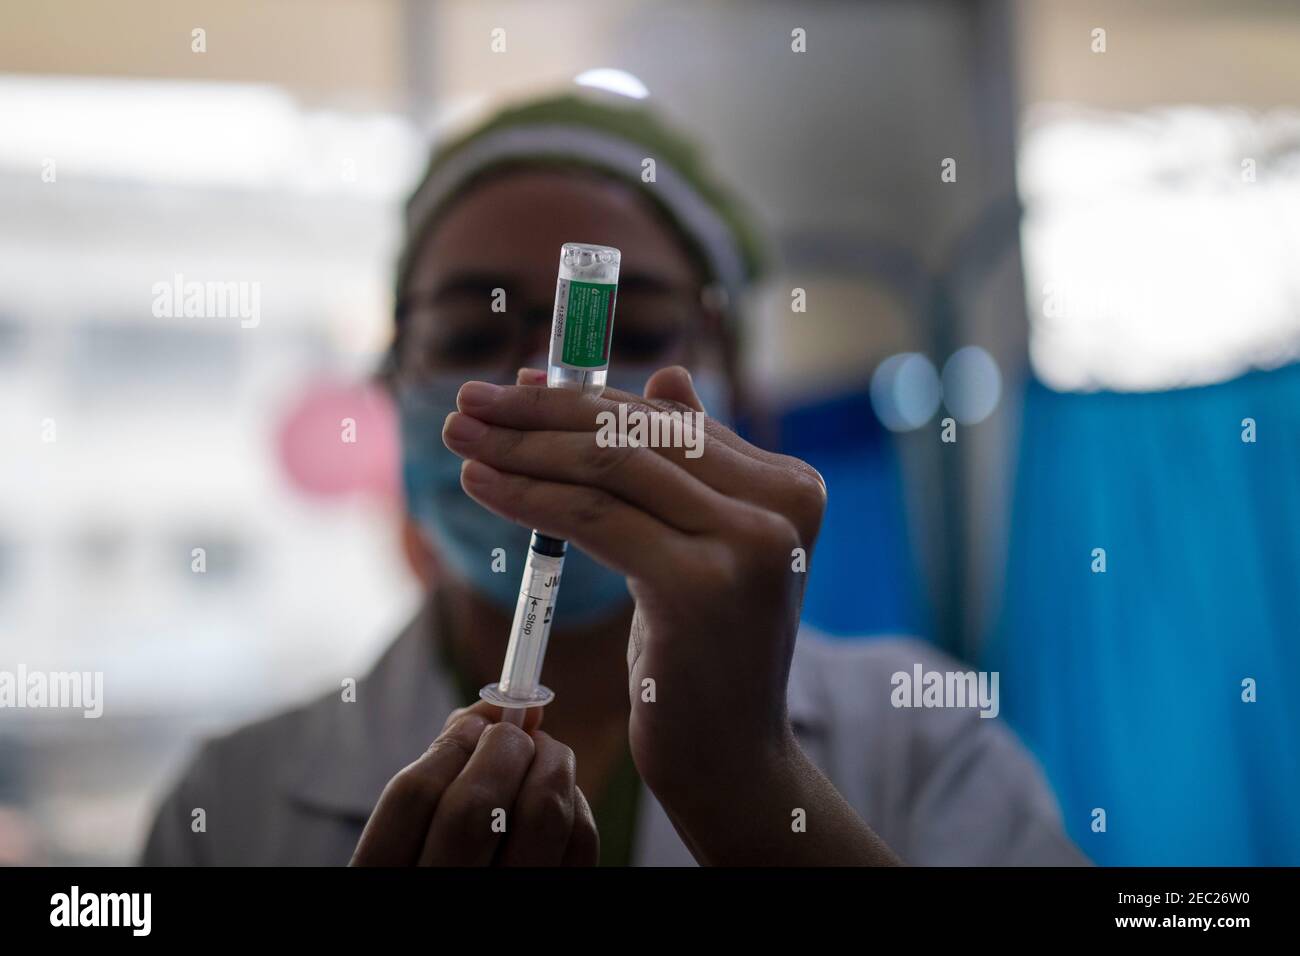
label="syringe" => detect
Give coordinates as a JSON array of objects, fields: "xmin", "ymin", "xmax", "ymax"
[{"xmin": 480, "ymin": 242, "xmax": 621, "ymax": 726}]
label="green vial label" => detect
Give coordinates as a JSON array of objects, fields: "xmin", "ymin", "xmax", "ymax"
[{"xmin": 557, "ymin": 278, "xmax": 616, "ymax": 368}]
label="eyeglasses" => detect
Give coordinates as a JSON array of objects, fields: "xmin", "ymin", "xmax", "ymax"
[{"xmin": 390, "ymin": 283, "xmax": 709, "ymax": 384}]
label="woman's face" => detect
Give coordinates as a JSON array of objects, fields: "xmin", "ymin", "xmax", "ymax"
[
  {"xmin": 396, "ymin": 167, "xmax": 725, "ymax": 383},
  {"xmin": 392, "ymin": 167, "xmax": 732, "ymax": 592}
]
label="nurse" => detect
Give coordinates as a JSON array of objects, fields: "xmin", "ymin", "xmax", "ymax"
[{"xmin": 142, "ymin": 90, "xmax": 1086, "ymax": 867}]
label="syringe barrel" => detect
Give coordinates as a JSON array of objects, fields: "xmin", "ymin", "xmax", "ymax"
[
  {"xmin": 497, "ymin": 533, "xmax": 567, "ymax": 699},
  {"xmin": 547, "ymin": 242, "xmax": 621, "ymax": 395}
]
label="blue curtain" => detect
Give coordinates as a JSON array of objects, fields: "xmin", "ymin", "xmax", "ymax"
[
  {"xmin": 770, "ymin": 390, "xmax": 926, "ymax": 639},
  {"xmin": 986, "ymin": 362, "xmax": 1300, "ymax": 865}
]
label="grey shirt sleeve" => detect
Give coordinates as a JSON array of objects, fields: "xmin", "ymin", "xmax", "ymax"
[
  {"xmin": 138, "ymin": 744, "xmax": 217, "ymax": 866},
  {"xmin": 789, "ymin": 633, "xmax": 1089, "ymax": 866},
  {"xmin": 902, "ymin": 698, "xmax": 1089, "ymax": 865}
]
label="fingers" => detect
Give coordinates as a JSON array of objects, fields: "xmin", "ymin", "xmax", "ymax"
[
  {"xmin": 443, "ymin": 698, "xmax": 543, "ymax": 734},
  {"xmin": 456, "ymin": 369, "xmax": 827, "ymax": 548},
  {"xmin": 516, "ymin": 365, "xmax": 699, "ymax": 415},
  {"xmin": 458, "ymin": 378, "xmax": 664, "ymax": 434},
  {"xmin": 443, "ymin": 414, "xmax": 738, "ymax": 535},
  {"xmin": 638, "ymin": 366, "xmax": 828, "ymax": 501},
  {"xmin": 633, "ymin": 365, "xmax": 829, "ymax": 527},
  {"xmin": 350, "ymin": 708, "xmax": 491, "ymax": 866},
  {"xmin": 495, "ymin": 732, "xmax": 578, "ymax": 866},
  {"xmin": 499, "ymin": 366, "xmax": 826, "ymax": 491},
  {"xmin": 562, "ymin": 785, "xmax": 600, "ymax": 866},
  {"xmin": 419, "ymin": 721, "xmax": 536, "ymax": 865},
  {"xmin": 643, "ymin": 365, "xmax": 705, "ymax": 413},
  {"xmin": 459, "ymin": 459, "xmax": 695, "ymax": 585},
  {"xmin": 356, "ymin": 699, "xmax": 594, "ymax": 868},
  {"xmin": 495, "ymin": 369, "xmax": 792, "ymax": 473}
]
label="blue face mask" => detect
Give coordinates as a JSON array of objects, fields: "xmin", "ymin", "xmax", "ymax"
[{"xmin": 396, "ymin": 366, "xmax": 732, "ymax": 626}]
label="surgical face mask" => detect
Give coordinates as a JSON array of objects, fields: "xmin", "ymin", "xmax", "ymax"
[{"xmin": 396, "ymin": 364, "xmax": 732, "ymax": 624}]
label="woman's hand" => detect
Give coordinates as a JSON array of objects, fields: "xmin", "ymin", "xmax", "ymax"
[
  {"xmin": 441, "ymin": 367, "xmax": 899, "ymax": 865},
  {"xmin": 350, "ymin": 701, "xmax": 599, "ymax": 866}
]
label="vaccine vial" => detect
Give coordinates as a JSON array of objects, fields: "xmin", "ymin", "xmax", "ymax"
[{"xmin": 547, "ymin": 242, "xmax": 621, "ymax": 395}]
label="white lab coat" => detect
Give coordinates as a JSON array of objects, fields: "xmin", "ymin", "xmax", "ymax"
[{"xmin": 142, "ymin": 599, "xmax": 1086, "ymax": 866}]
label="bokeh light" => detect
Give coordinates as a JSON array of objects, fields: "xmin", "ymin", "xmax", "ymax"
[
  {"xmin": 941, "ymin": 345, "xmax": 1002, "ymax": 424},
  {"xmin": 870, "ymin": 352, "xmax": 942, "ymax": 432}
]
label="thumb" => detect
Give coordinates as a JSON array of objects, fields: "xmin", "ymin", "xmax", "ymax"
[{"xmin": 643, "ymin": 365, "xmax": 706, "ymax": 413}]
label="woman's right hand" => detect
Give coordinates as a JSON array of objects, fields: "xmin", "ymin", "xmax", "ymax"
[{"xmin": 350, "ymin": 701, "xmax": 598, "ymax": 866}]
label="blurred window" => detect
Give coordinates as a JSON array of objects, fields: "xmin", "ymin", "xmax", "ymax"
[
  {"xmin": 66, "ymin": 322, "xmax": 242, "ymax": 400},
  {"xmin": 1019, "ymin": 107, "xmax": 1300, "ymax": 392}
]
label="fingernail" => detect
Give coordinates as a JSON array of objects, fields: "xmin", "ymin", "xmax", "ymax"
[
  {"xmin": 442, "ymin": 710, "xmax": 486, "ymax": 737},
  {"xmin": 443, "ymin": 411, "xmax": 488, "ymax": 442},
  {"xmin": 459, "ymin": 381, "xmax": 503, "ymax": 409},
  {"xmin": 461, "ymin": 459, "xmax": 498, "ymax": 488},
  {"xmin": 517, "ymin": 367, "xmax": 547, "ymax": 385}
]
